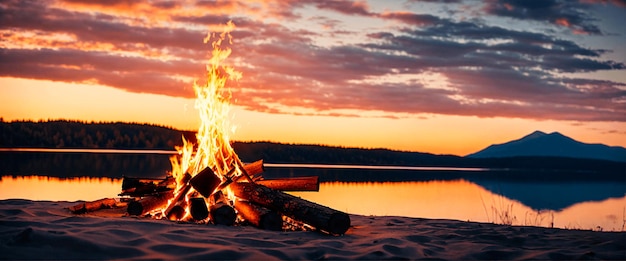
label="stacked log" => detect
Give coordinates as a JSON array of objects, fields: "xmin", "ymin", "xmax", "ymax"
[
  {"xmin": 256, "ymin": 176, "xmax": 319, "ymax": 191},
  {"xmin": 164, "ymin": 173, "xmax": 193, "ymax": 220},
  {"xmin": 231, "ymin": 182, "xmax": 350, "ymax": 235},
  {"xmin": 107, "ymin": 159, "xmax": 350, "ymax": 235},
  {"xmin": 127, "ymin": 191, "xmax": 173, "ymax": 216},
  {"xmin": 189, "ymin": 197, "xmax": 209, "ymax": 221},
  {"xmin": 234, "ymin": 200, "xmax": 282, "ymax": 231},
  {"xmin": 209, "ymin": 191, "xmax": 236, "ymax": 226}
]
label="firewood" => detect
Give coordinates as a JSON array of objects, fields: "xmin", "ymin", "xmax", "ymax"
[
  {"xmin": 234, "ymin": 156, "xmax": 254, "ymax": 183},
  {"xmin": 209, "ymin": 191, "xmax": 236, "ymax": 226},
  {"xmin": 212, "ymin": 160, "xmax": 263, "ymax": 192},
  {"xmin": 166, "ymin": 204, "xmax": 186, "ymax": 221},
  {"xmin": 164, "ymin": 172, "xmax": 192, "ymax": 218},
  {"xmin": 234, "ymin": 200, "xmax": 282, "ymax": 231},
  {"xmin": 120, "ymin": 176, "xmax": 175, "ymax": 197},
  {"xmin": 190, "ymin": 197, "xmax": 209, "ymax": 221},
  {"xmin": 127, "ymin": 191, "xmax": 173, "ymax": 216},
  {"xmin": 243, "ymin": 159, "xmax": 265, "ymax": 179},
  {"xmin": 69, "ymin": 198, "xmax": 118, "ymax": 214},
  {"xmin": 256, "ymin": 176, "xmax": 319, "ymax": 191},
  {"xmin": 230, "ymin": 182, "xmax": 351, "ymax": 235},
  {"xmin": 189, "ymin": 167, "xmax": 221, "ymax": 198}
]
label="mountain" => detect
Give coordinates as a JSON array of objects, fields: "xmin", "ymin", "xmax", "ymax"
[{"xmin": 466, "ymin": 130, "xmax": 626, "ymax": 162}]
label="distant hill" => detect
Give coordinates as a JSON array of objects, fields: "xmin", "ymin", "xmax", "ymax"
[{"xmin": 466, "ymin": 131, "xmax": 626, "ymax": 162}]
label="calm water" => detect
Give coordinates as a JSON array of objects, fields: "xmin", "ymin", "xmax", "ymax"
[{"xmin": 1, "ymin": 150, "xmax": 624, "ymax": 231}]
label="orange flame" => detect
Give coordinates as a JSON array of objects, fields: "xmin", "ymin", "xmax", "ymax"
[{"xmin": 166, "ymin": 21, "xmax": 244, "ymax": 219}]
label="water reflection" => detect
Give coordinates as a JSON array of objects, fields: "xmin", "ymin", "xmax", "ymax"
[
  {"xmin": 2, "ymin": 176, "xmax": 623, "ymax": 231},
  {"xmin": 472, "ymin": 180, "xmax": 626, "ymax": 210},
  {"xmin": 290, "ymin": 181, "xmax": 626, "ymax": 231},
  {"xmin": 263, "ymin": 166, "xmax": 625, "ymax": 211},
  {"xmin": 0, "ymin": 151, "xmax": 171, "ymax": 178},
  {"xmin": 1, "ymin": 151, "xmax": 623, "ymax": 231},
  {"xmin": 0, "ymin": 176, "xmax": 122, "ymax": 201}
]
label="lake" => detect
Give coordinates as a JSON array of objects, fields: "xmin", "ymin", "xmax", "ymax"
[{"xmin": 1, "ymin": 150, "xmax": 624, "ymax": 231}]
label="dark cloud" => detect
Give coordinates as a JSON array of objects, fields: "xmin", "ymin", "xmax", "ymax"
[
  {"xmin": 581, "ymin": 0, "xmax": 626, "ymax": 8},
  {"xmin": 377, "ymin": 12, "xmax": 444, "ymax": 26},
  {"xmin": 309, "ymin": 0, "xmax": 372, "ymax": 16},
  {"xmin": 484, "ymin": 0, "xmax": 603, "ymax": 35},
  {"xmin": 362, "ymin": 23, "xmax": 624, "ymax": 75},
  {"xmin": 410, "ymin": 0, "xmax": 462, "ymax": 2}
]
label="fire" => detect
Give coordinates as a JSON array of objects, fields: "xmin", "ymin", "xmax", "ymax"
[
  {"xmin": 165, "ymin": 21, "xmax": 245, "ymax": 220},
  {"xmin": 133, "ymin": 21, "xmax": 350, "ymax": 236}
]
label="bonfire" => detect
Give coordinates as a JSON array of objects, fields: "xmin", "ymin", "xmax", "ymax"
[{"xmin": 69, "ymin": 21, "xmax": 350, "ymax": 236}]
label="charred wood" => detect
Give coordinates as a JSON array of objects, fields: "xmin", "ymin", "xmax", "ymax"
[
  {"xmin": 243, "ymin": 159, "xmax": 265, "ymax": 179},
  {"xmin": 190, "ymin": 197, "xmax": 209, "ymax": 221},
  {"xmin": 166, "ymin": 205, "xmax": 186, "ymax": 221},
  {"xmin": 164, "ymin": 172, "xmax": 192, "ymax": 218},
  {"xmin": 256, "ymin": 176, "xmax": 319, "ymax": 191},
  {"xmin": 120, "ymin": 176, "xmax": 175, "ymax": 197},
  {"xmin": 127, "ymin": 191, "xmax": 173, "ymax": 216},
  {"xmin": 69, "ymin": 198, "xmax": 118, "ymax": 214},
  {"xmin": 209, "ymin": 191, "xmax": 236, "ymax": 226},
  {"xmin": 234, "ymin": 200, "xmax": 282, "ymax": 231},
  {"xmin": 189, "ymin": 167, "xmax": 221, "ymax": 198},
  {"xmin": 231, "ymin": 182, "xmax": 350, "ymax": 235}
]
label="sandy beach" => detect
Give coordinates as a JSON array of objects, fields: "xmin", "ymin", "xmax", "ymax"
[{"xmin": 1, "ymin": 199, "xmax": 624, "ymax": 260}]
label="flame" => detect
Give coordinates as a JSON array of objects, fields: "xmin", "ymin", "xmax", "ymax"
[{"xmin": 165, "ymin": 21, "xmax": 244, "ymax": 220}]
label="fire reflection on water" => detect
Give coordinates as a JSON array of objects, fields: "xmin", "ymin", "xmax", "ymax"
[{"xmin": 1, "ymin": 176, "xmax": 623, "ymax": 231}]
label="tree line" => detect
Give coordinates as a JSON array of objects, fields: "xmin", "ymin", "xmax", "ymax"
[
  {"xmin": 0, "ymin": 119, "xmax": 195, "ymax": 149},
  {"xmin": 2, "ymin": 120, "xmax": 623, "ymax": 178}
]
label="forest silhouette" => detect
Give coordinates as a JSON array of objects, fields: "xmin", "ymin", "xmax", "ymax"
[{"xmin": 1, "ymin": 119, "xmax": 623, "ymax": 180}]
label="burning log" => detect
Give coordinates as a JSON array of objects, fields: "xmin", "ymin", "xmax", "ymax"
[
  {"xmin": 69, "ymin": 198, "xmax": 118, "ymax": 214},
  {"xmin": 164, "ymin": 172, "xmax": 193, "ymax": 219},
  {"xmin": 234, "ymin": 200, "xmax": 283, "ymax": 231},
  {"xmin": 189, "ymin": 167, "xmax": 222, "ymax": 198},
  {"xmin": 256, "ymin": 176, "xmax": 319, "ymax": 191},
  {"xmin": 190, "ymin": 197, "xmax": 209, "ymax": 221},
  {"xmin": 127, "ymin": 191, "xmax": 173, "ymax": 216},
  {"xmin": 120, "ymin": 176, "xmax": 175, "ymax": 197},
  {"xmin": 209, "ymin": 191, "xmax": 236, "ymax": 226},
  {"xmin": 235, "ymin": 157, "xmax": 255, "ymax": 183},
  {"xmin": 164, "ymin": 167, "xmax": 217, "ymax": 220},
  {"xmin": 167, "ymin": 205, "xmax": 186, "ymax": 221},
  {"xmin": 243, "ymin": 159, "xmax": 265, "ymax": 180},
  {"xmin": 230, "ymin": 182, "xmax": 351, "ymax": 235}
]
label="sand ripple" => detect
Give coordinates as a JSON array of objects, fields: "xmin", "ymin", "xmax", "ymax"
[{"xmin": 1, "ymin": 199, "xmax": 624, "ymax": 260}]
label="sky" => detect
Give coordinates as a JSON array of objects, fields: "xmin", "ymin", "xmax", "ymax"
[{"xmin": 1, "ymin": 0, "xmax": 625, "ymax": 156}]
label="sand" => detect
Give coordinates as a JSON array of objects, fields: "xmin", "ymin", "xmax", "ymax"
[{"xmin": 1, "ymin": 199, "xmax": 624, "ymax": 260}]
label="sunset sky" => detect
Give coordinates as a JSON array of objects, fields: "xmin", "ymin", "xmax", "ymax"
[{"xmin": 1, "ymin": 0, "xmax": 625, "ymax": 156}]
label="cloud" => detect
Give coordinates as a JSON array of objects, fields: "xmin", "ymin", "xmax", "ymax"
[
  {"xmin": 307, "ymin": 0, "xmax": 372, "ymax": 16},
  {"xmin": 377, "ymin": 11, "xmax": 444, "ymax": 26},
  {"xmin": 581, "ymin": 0, "xmax": 626, "ymax": 8},
  {"xmin": 0, "ymin": 48, "xmax": 198, "ymax": 97},
  {"xmin": 484, "ymin": 0, "xmax": 605, "ymax": 35},
  {"xmin": 0, "ymin": 0, "xmax": 624, "ymax": 123}
]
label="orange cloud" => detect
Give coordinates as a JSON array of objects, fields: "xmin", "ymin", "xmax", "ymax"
[{"xmin": 554, "ymin": 18, "xmax": 571, "ymax": 27}]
